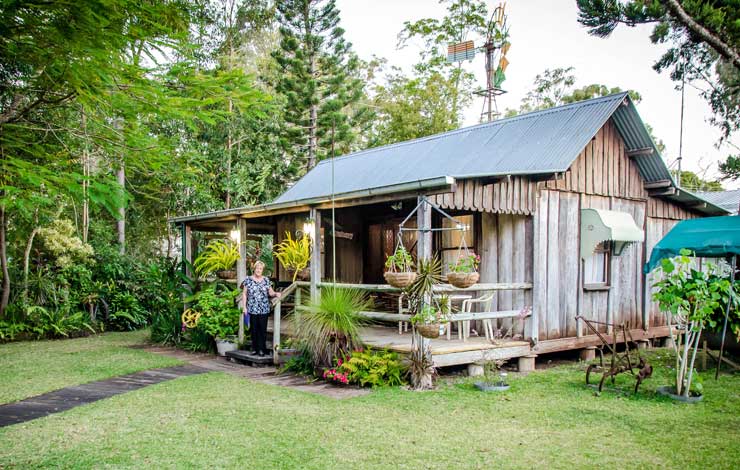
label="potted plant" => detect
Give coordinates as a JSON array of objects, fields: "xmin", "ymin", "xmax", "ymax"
[
  {"xmin": 275, "ymin": 232, "xmax": 311, "ymax": 281},
  {"xmin": 474, "ymin": 359, "xmax": 510, "ymax": 392},
  {"xmin": 384, "ymin": 246, "xmax": 416, "ymax": 288},
  {"xmin": 194, "ymin": 240, "xmax": 240, "ymax": 279},
  {"xmin": 410, "ymin": 302, "xmax": 450, "ymax": 339},
  {"xmin": 447, "ymin": 252, "xmax": 480, "ymax": 288},
  {"xmin": 192, "ymin": 285, "xmax": 240, "ymax": 356},
  {"xmin": 652, "ymin": 249, "xmax": 734, "ymax": 402}
]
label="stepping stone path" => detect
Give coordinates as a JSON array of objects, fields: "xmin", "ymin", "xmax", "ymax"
[
  {"xmin": 0, "ymin": 365, "xmax": 207, "ymax": 427},
  {"xmin": 142, "ymin": 346, "xmax": 369, "ymax": 400}
]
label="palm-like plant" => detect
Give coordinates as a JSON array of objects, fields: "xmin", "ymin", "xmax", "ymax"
[
  {"xmin": 194, "ymin": 240, "xmax": 240, "ymax": 277},
  {"xmin": 274, "ymin": 232, "xmax": 311, "ymax": 281},
  {"xmin": 297, "ymin": 287, "xmax": 371, "ymax": 368}
]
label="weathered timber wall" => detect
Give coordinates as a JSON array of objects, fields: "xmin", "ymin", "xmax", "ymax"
[
  {"xmin": 479, "ymin": 213, "xmax": 534, "ymax": 337},
  {"xmin": 544, "ymin": 119, "xmax": 648, "ymax": 200},
  {"xmin": 433, "ymin": 177, "xmax": 538, "ymax": 215}
]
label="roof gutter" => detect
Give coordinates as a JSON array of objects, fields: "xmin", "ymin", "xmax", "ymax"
[{"xmin": 170, "ymin": 176, "xmax": 456, "ymax": 224}]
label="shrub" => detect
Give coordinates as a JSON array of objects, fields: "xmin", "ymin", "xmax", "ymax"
[
  {"xmin": 26, "ymin": 305, "xmax": 95, "ymax": 339},
  {"xmin": 337, "ymin": 349, "xmax": 408, "ymax": 387},
  {"xmin": 191, "ymin": 285, "xmax": 240, "ymax": 339},
  {"xmin": 297, "ymin": 287, "xmax": 370, "ymax": 368}
]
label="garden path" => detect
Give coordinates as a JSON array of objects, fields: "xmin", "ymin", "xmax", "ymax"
[
  {"xmin": 142, "ymin": 346, "xmax": 369, "ymax": 399},
  {"xmin": 0, "ymin": 365, "xmax": 207, "ymax": 427}
]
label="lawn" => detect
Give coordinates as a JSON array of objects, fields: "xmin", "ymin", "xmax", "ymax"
[
  {"xmin": 1, "ymin": 331, "xmax": 739, "ymax": 469},
  {"xmin": 0, "ymin": 330, "xmax": 182, "ymax": 405}
]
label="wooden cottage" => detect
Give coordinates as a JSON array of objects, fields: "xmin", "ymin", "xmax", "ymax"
[{"xmin": 173, "ymin": 93, "xmax": 728, "ymax": 367}]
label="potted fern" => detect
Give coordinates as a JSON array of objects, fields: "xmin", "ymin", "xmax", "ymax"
[
  {"xmin": 275, "ymin": 232, "xmax": 311, "ymax": 281},
  {"xmin": 384, "ymin": 246, "xmax": 416, "ymax": 288},
  {"xmin": 194, "ymin": 240, "xmax": 240, "ymax": 280}
]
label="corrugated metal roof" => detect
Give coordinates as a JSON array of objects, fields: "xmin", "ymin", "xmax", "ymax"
[
  {"xmin": 274, "ymin": 93, "xmax": 628, "ymax": 204},
  {"xmin": 696, "ymin": 189, "xmax": 740, "ymax": 214}
]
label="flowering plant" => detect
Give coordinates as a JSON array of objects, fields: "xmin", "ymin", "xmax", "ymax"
[
  {"xmin": 323, "ymin": 357, "xmax": 350, "ymax": 384},
  {"xmin": 410, "ymin": 301, "xmax": 451, "ymax": 325},
  {"xmin": 448, "ymin": 253, "xmax": 480, "ymax": 274}
]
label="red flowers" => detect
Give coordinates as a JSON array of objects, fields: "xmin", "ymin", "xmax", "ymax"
[{"xmin": 323, "ymin": 367, "xmax": 349, "ymax": 384}]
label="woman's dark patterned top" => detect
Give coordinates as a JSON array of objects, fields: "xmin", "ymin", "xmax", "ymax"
[{"xmin": 243, "ymin": 276, "xmax": 271, "ymax": 315}]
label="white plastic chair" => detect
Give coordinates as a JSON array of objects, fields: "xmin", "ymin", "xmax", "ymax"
[{"xmin": 460, "ymin": 293, "xmax": 496, "ymax": 342}]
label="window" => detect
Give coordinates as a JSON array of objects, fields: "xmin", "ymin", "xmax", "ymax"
[
  {"xmin": 440, "ymin": 214, "xmax": 475, "ymax": 275},
  {"xmin": 583, "ymin": 241, "xmax": 610, "ymax": 287}
]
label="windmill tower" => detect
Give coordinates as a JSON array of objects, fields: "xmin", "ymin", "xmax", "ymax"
[{"xmin": 446, "ymin": 3, "xmax": 511, "ymax": 122}]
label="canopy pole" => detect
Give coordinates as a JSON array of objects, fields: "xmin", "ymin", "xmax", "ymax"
[{"xmin": 716, "ymin": 255, "xmax": 736, "ymax": 380}]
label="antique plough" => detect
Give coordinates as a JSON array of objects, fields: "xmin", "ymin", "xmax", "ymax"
[{"xmin": 575, "ymin": 316, "xmax": 653, "ymax": 394}]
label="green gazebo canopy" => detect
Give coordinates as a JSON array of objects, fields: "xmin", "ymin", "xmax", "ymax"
[{"xmin": 644, "ymin": 216, "xmax": 740, "ymax": 273}]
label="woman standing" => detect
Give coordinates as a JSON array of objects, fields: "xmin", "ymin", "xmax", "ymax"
[{"xmin": 242, "ymin": 260, "xmax": 281, "ymax": 356}]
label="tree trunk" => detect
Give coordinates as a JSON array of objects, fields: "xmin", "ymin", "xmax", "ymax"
[
  {"xmin": 22, "ymin": 226, "xmax": 39, "ymax": 303},
  {"xmin": 117, "ymin": 160, "xmax": 125, "ymax": 255},
  {"xmin": 0, "ymin": 205, "xmax": 10, "ymax": 318},
  {"xmin": 304, "ymin": 2, "xmax": 318, "ymax": 171},
  {"xmin": 81, "ymin": 109, "xmax": 89, "ymax": 243}
]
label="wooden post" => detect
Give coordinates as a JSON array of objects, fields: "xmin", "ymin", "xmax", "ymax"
[
  {"xmin": 237, "ymin": 218, "xmax": 248, "ymax": 343},
  {"xmin": 309, "ymin": 208, "xmax": 322, "ymax": 301},
  {"xmin": 416, "ymin": 197, "xmax": 433, "ymax": 388},
  {"xmin": 273, "ymin": 299, "xmax": 281, "ymax": 365},
  {"xmin": 182, "ymin": 224, "xmax": 193, "ymax": 277}
]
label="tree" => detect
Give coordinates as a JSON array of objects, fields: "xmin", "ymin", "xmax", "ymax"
[
  {"xmin": 677, "ymin": 170, "xmax": 723, "ymax": 192},
  {"xmin": 576, "ymin": 0, "xmax": 739, "ymax": 142},
  {"xmin": 271, "ymin": 0, "xmax": 371, "ymax": 173},
  {"xmin": 398, "ymin": 0, "xmax": 489, "ymax": 125},
  {"xmin": 368, "ymin": 67, "xmax": 463, "ymax": 147}
]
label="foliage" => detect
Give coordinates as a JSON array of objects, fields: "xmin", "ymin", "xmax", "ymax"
[
  {"xmin": 190, "ymin": 285, "xmax": 240, "ymax": 339},
  {"xmin": 576, "ymin": 0, "xmax": 739, "ymax": 143},
  {"xmin": 25, "ymin": 305, "xmax": 95, "ymax": 339},
  {"xmin": 0, "ymin": 321, "xmax": 29, "ymax": 342},
  {"xmin": 384, "ymin": 246, "xmax": 414, "ymax": 272},
  {"xmin": 652, "ymin": 249, "xmax": 734, "ymax": 396},
  {"xmin": 271, "ymin": 0, "xmax": 372, "ymax": 172},
  {"xmin": 274, "ymin": 232, "xmax": 311, "ymax": 281},
  {"xmin": 281, "ymin": 347, "xmax": 316, "ymax": 377},
  {"xmin": 296, "ymin": 287, "xmax": 371, "ymax": 368},
  {"xmin": 194, "ymin": 240, "xmax": 240, "ymax": 277},
  {"xmin": 148, "ymin": 259, "xmax": 190, "ymax": 346},
  {"xmin": 404, "ymin": 256, "xmax": 443, "ymax": 319},
  {"xmin": 448, "ymin": 253, "xmax": 480, "ymax": 274},
  {"xmin": 677, "ymin": 170, "xmax": 724, "ymax": 193},
  {"xmin": 410, "ymin": 302, "xmax": 451, "ymax": 326},
  {"xmin": 108, "ymin": 292, "xmax": 148, "ymax": 331},
  {"xmin": 335, "ymin": 349, "xmax": 408, "ymax": 388},
  {"xmin": 37, "ymin": 220, "xmax": 95, "ymax": 269}
]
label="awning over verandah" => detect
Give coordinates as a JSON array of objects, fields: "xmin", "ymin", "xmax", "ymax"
[{"xmin": 644, "ymin": 216, "xmax": 740, "ymax": 273}]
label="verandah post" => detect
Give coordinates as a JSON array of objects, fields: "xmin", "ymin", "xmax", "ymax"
[
  {"xmin": 416, "ymin": 196, "xmax": 433, "ymax": 388},
  {"xmin": 309, "ymin": 208, "xmax": 322, "ymax": 301},
  {"xmin": 237, "ymin": 218, "xmax": 248, "ymax": 343}
]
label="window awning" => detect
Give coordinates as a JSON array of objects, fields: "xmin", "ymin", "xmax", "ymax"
[{"xmin": 581, "ymin": 209, "xmax": 644, "ymax": 258}]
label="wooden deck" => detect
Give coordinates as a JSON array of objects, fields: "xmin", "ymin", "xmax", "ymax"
[{"xmin": 269, "ymin": 320, "xmax": 532, "ymax": 367}]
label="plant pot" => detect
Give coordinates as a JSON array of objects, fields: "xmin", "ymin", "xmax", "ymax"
[
  {"xmin": 276, "ymin": 348, "xmax": 300, "ymax": 365},
  {"xmin": 474, "ymin": 381, "xmax": 510, "ymax": 392},
  {"xmin": 656, "ymin": 385, "xmax": 704, "ymax": 403},
  {"xmin": 416, "ymin": 322, "xmax": 442, "ymax": 339},
  {"xmin": 215, "ymin": 338, "xmax": 238, "ymax": 356},
  {"xmin": 446, "ymin": 272, "xmax": 479, "ymax": 288},
  {"xmin": 217, "ymin": 269, "xmax": 237, "ymax": 280},
  {"xmin": 384, "ymin": 271, "xmax": 417, "ymax": 288},
  {"xmin": 291, "ymin": 268, "xmax": 310, "ymax": 281}
]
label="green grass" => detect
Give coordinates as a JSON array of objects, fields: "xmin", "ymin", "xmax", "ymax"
[
  {"xmin": 0, "ymin": 330, "xmax": 182, "ymax": 404},
  {"xmin": 0, "ymin": 332, "xmax": 738, "ymax": 469}
]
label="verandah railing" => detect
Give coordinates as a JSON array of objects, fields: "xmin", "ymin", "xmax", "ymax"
[{"xmin": 269, "ymin": 281, "xmax": 532, "ymax": 364}]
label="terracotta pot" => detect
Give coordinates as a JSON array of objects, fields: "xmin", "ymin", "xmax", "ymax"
[
  {"xmin": 217, "ymin": 269, "xmax": 237, "ymax": 280},
  {"xmin": 447, "ymin": 271, "xmax": 479, "ymax": 289},
  {"xmin": 416, "ymin": 322, "xmax": 442, "ymax": 339},
  {"xmin": 384, "ymin": 271, "xmax": 417, "ymax": 288}
]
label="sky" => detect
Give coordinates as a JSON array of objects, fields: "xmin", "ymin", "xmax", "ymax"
[{"xmin": 335, "ymin": 0, "xmax": 740, "ymax": 189}]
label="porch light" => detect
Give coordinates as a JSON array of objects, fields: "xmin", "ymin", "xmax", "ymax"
[
  {"xmin": 230, "ymin": 229, "xmax": 240, "ymax": 243},
  {"xmin": 302, "ymin": 219, "xmax": 316, "ymax": 240}
]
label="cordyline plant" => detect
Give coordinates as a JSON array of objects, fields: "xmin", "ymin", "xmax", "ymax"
[{"xmin": 652, "ymin": 249, "xmax": 734, "ymax": 397}]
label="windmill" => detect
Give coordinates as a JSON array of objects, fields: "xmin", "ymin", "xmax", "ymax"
[{"xmin": 446, "ymin": 2, "xmax": 511, "ymax": 122}]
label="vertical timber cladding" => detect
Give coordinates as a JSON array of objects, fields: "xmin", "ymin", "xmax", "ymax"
[
  {"xmin": 433, "ymin": 177, "xmax": 537, "ymax": 215},
  {"xmin": 644, "ymin": 198, "xmax": 701, "ymax": 328},
  {"xmin": 479, "ymin": 212, "xmax": 534, "ymax": 338},
  {"xmin": 532, "ymin": 118, "xmax": 653, "ymax": 341}
]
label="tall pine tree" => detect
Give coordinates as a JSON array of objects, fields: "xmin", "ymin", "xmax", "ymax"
[{"xmin": 271, "ymin": 0, "xmax": 370, "ymax": 173}]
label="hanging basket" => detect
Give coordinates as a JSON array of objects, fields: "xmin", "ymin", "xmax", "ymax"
[
  {"xmin": 447, "ymin": 272, "xmax": 479, "ymax": 289},
  {"xmin": 217, "ymin": 269, "xmax": 237, "ymax": 280},
  {"xmin": 384, "ymin": 271, "xmax": 417, "ymax": 288},
  {"xmin": 416, "ymin": 322, "xmax": 442, "ymax": 339}
]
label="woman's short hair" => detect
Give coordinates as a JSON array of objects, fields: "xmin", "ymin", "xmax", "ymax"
[{"xmin": 253, "ymin": 260, "xmax": 266, "ymax": 269}]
